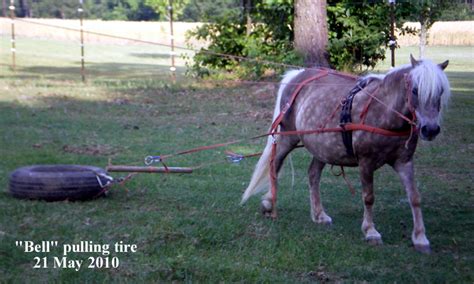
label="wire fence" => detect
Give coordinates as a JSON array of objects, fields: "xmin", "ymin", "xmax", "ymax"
[
  {"xmin": 1, "ymin": 2, "xmax": 471, "ymax": 85},
  {"xmin": 1, "ymin": 18, "xmax": 308, "ymax": 84},
  {"xmin": 2, "ymin": 1, "xmax": 393, "ymax": 85}
]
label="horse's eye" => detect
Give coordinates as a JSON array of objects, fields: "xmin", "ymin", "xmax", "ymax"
[{"xmin": 411, "ymin": 87, "xmax": 419, "ymax": 107}]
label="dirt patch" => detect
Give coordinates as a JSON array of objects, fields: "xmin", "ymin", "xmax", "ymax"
[{"xmin": 301, "ymin": 265, "xmax": 343, "ymax": 283}]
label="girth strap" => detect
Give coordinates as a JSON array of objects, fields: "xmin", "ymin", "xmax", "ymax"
[{"xmin": 340, "ymin": 79, "xmax": 367, "ymax": 156}]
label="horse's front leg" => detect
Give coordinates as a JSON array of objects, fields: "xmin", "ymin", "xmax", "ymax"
[
  {"xmin": 359, "ymin": 162, "xmax": 383, "ymax": 245},
  {"xmin": 393, "ymin": 160, "xmax": 431, "ymax": 253}
]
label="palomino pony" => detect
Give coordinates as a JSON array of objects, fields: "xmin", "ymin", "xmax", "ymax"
[{"xmin": 241, "ymin": 55, "xmax": 450, "ymax": 253}]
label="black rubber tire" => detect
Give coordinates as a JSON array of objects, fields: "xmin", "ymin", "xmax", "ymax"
[{"xmin": 9, "ymin": 165, "xmax": 110, "ymax": 201}]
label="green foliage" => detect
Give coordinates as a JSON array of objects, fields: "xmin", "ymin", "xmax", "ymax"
[
  {"xmin": 29, "ymin": 0, "xmax": 79, "ymax": 19},
  {"xmin": 188, "ymin": 0, "xmax": 398, "ymax": 75},
  {"xmin": 327, "ymin": 2, "xmax": 384, "ymax": 71},
  {"xmin": 399, "ymin": 0, "xmax": 458, "ymax": 28},
  {"xmin": 145, "ymin": 0, "xmax": 189, "ymax": 20},
  {"xmin": 187, "ymin": 0, "xmax": 301, "ymax": 79},
  {"xmin": 88, "ymin": 0, "xmax": 159, "ymax": 21},
  {"xmin": 190, "ymin": 0, "xmax": 461, "ymax": 75},
  {"xmin": 181, "ymin": 0, "xmax": 242, "ymax": 22},
  {"xmin": 326, "ymin": 1, "xmax": 415, "ymax": 72},
  {"xmin": 27, "ymin": 0, "xmax": 158, "ymax": 21},
  {"xmin": 439, "ymin": 2, "xmax": 474, "ymax": 21}
]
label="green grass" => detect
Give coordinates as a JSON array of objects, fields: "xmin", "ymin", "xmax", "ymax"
[{"xmin": 0, "ymin": 38, "xmax": 473, "ymax": 282}]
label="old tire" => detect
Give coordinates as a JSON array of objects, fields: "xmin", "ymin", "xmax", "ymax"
[{"xmin": 8, "ymin": 165, "xmax": 111, "ymax": 201}]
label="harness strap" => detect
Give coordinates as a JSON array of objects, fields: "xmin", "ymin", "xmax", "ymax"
[
  {"xmin": 270, "ymin": 70, "xmax": 330, "ymax": 133},
  {"xmin": 269, "ymin": 141, "xmax": 278, "ymax": 219},
  {"xmin": 340, "ymin": 80, "xmax": 367, "ymax": 156},
  {"xmin": 330, "ymin": 165, "xmax": 356, "ymax": 195},
  {"xmin": 270, "ymin": 123, "xmax": 413, "ymax": 137}
]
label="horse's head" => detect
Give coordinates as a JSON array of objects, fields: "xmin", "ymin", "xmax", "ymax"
[{"xmin": 408, "ymin": 55, "xmax": 451, "ymax": 141}]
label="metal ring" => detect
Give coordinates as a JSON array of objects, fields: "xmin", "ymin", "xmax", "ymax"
[{"xmin": 144, "ymin": 156, "xmax": 155, "ymax": 166}]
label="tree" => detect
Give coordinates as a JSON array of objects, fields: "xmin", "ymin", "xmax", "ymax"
[
  {"xmin": 181, "ymin": 0, "xmax": 241, "ymax": 22},
  {"xmin": 188, "ymin": 0, "xmax": 446, "ymax": 77},
  {"xmin": 439, "ymin": 1, "xmax": 474, "ymax": 21},
  {"xmin": 326, "ymin": 1, "xmax": 414, "ymax": 71},
  {"xmin": 29, "ymin": 0, "xmax": 77, "ymax": 18},
  {"xmin": 187, "ymin": 0, "xmax": 300, "ymax": 78},
  {"xmin": 294, "ymin": 0, "xmax": 329, "ymax": 67},
  {"xmin": 403, "ymin": 0, "xmax": 456, "ymax": 58},
  {"xmin": 145, "ymin": 0, "xmax": 189, "ymax": 20}
]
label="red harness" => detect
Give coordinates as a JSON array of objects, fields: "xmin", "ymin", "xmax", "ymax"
[
  {"xmin": 143, "ymin": 68, "xmax": 417, "ymax": 219},
  {"xmin": 267, "ymin": 69, "xmax": 417, "ymax": 218}
]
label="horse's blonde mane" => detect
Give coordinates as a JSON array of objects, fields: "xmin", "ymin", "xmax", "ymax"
[{"xmin": 409, "ymin": 59, "xmax": 451, "ymax": 110}]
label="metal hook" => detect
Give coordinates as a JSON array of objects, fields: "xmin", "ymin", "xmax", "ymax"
[
  {"xmin": 144, "ymin": 155, "xmax": 161, "ymax": 166},
  {"xmin": 226, "ymin": 154, "xmax": 244, "ymax": 164}
]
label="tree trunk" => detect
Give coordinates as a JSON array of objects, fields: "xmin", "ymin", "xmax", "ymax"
[
  {"xmin": 419, "ymin": 18, "xmax": 428, "ymax": 59},
  {"xmin": 246, "ymin": 0, "xmax": 252, "ymax": 36},
  {"xmin": 19, "ymin": 0, "xmax": 30, "ymax": 17},
  {"xmin": 2, "ymin": 0, "xmax": 6, "ymax": 17},
  {"xmin": 294, "ymin": 0, "xmax": 330, "ymax": 67}
]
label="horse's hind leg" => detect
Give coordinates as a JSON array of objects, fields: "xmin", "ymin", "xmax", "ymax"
[
  {"xmin": 359, "ymin": 162, "xmax": 383, "ymax": 245},
  {"xmin": 308, "ymin": 158, "xmax": 332, "ymax": 224},
  {"xmin": 261, "ymin": 135, "xmax": 298, "ymax": 217},
  {"xmin": 393, "ymin": 160, "xmax": 430, "ymax": 253}
]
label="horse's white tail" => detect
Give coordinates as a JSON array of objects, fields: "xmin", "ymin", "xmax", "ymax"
[{"xmin": 241, "ymin": 69, "xmax": 304, "ymax": 204}]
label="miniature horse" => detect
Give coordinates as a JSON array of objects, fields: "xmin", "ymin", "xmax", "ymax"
[{"xmin": 241, "ymin": 55, "xmax": 450, "ymax": 253}]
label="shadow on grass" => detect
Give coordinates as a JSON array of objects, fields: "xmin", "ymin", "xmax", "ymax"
[
  {"xmin": 3, "ymin": 62, "xmax": 187, "ymax": 81},
  {"xmin": 446, "ymin": 71, "xmax": 474, "ymax": 95},
  {"xmin": 130, "ymin": 52, "xmax": 170, "ymax": 59}
]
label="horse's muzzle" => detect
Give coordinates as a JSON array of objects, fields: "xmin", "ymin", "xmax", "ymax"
[{"xmin": 420, "ymin": 124, "xmax": 441, "ymax": 141}]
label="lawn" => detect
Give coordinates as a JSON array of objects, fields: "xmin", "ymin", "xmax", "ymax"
[{"xmin": 0, "ymin": 37, "xmax": 473, "ymax": 282}]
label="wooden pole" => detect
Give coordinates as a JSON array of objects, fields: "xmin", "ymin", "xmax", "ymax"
[
  {"xmin": 106, "ymin": 165, "xmax": 193, "ymax": 174},
  {"xmin": 9, "ymin": 0, "xmax": 15, "ymax": 71},
  {"xmin": 78, "ymin": 0, "xmax": 85, "ymax": 82},
  {"xmin": 389, "ymin": 0, "xmax": 396, "ymax": 67},
  {"xmin": 168, "ymin": 0, "xmax": 176, "ymax": 81}
]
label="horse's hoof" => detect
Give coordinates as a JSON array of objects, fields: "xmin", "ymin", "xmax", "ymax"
[
  {"xmin": 260, "ymin": 200, "xmax": 272, "ymax": 216},
  {"xmin": 414, "ymin": 244, "xmax": 431, "ymax": 254},
  {"xmin": 313, "ymin": 214, "xmax": 332, "ymax": 225},
  {"xmin": 313, "ymin": 217, "xmax": 332, "ymax": 225},
  {"xmin": 366, "ymin": 236, "xmax": 383, "ymax": 246},
  {"xmin": 318, "ymin": 220, "xmax": 332, "ymax": 226}
]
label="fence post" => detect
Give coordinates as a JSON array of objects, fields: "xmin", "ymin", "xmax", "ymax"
[
  {"xmin": 388, "ymin": 0, "xmax": 396, "ymax": 67},
  {"xmin": 78, "ymin": 0, "xmax": 85, "ymax": 82},
  {"xmin": 9, "ymin": 0, "xmax": 15, "ymax": 71},
  {"xmin": 168, "ymin": 0, "xmax": 176, "ymax": 81}
]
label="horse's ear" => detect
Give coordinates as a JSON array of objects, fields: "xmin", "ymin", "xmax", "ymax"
[
  {"xmin": 410, "ymin": 54, "xmax": 420, "ymax": 67},
  {"xmin": 439, "ymin": 60, "xmax": 449, "ymax": 70}
]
